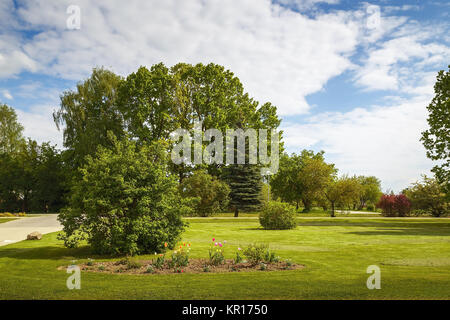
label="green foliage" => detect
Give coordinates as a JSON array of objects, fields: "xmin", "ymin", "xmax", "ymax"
[
  {"xmin": 57, "ymin": 135, "xmax": 187, "ymax": 255},
  {"xmin": 153, "ymin": 254, "xmax": 166, "ymax": 269},
  {"xmin": 357, "ymin": 176, "xmax": 382, "ymax": 209},
  {"xmin": 404, "ymin": 176, "xmax": 449, "ymax": 217},
  {"xmin": 259, "ymin": 201, "xmax": 296, "ymax": 230},
  {"xmin": 170, "ymin": 246, "xmax": 190, "ymax": 267},
  {"xmin": 270, "ymin": 151, "xmax": 336, "ymax": 211},
  {"xmin": 0, "ymin": 104, "xmax": 24, "ymax": 154},
  {"xmin": 126, "ymin": 259, "xmax": 143, "ymax": 270},
  {"xmin": 222, "ymin": 164, "xmax": 262, "ymax": 216},
  {"xmin": 179, "ymin": 170, "xmax": 230, "ymax": 216},
  {"xmin": 0, "ymin": 139, "xmax": 68, "ymax": 213},
  {"xmin": 260, "ymin": 182, "xmax": 271, "ymax": 203},
  {"xmin": 421, "ymin": 66, "xmax": 450, "ymax": 195},
  {"xmin": 264, "ymin": 249, "xmax": 279, "ymax": 263},
  {"xmin": 208, "ymin": 247, "xmax": 225, "ymax": 266},
  {"xmin": 234, "ymin": 249, "xmax": 244, "ymax": 264},
  {"xmin": 145, "ymin": 265, "xmax": 155, "ymax": 274},
  {"xmin": 325, "ymin": 175, "xmax": 361, "ymax": 217},
  {"xmin": 54, "ymin": 68, "xmax": 124, "ymax": 169},
  {"xmin": 117, "ymin": 62, "xmax": 281, "ymax": 181},
  {"xmin": 242, "ymin": 243, "xmax": 270, "ymax": 265}
]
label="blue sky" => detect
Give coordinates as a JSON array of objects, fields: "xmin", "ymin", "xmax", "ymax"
[{"xmin": 0, "ymin": 0, "xmax": 449, "ymax": 191}]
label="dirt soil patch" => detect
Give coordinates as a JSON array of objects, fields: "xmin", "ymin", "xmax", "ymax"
[{"xmin": 61, "ymin": 259, "xmax": 304, "ymax": 274}]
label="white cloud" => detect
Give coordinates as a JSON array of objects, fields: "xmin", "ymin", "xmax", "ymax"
[
  {"xmin": 282, "ymin": 95, "xmax": 435, "ymax": 191},
  {"xmin": 1, "ymin": 89, "xmax": 13, "ymax": 100},
  {"xmin": 355, "ymin": 35, "xmax": 449, "ymax": 91},
  {"xmin": 275, "ymin": 0, "xmax": 340, "ymax": 10},
  {"xmin": 16, "ymin": 104, "xmax": 63, "ymax": 147},
  {"xmin": 0, "ymin": 0, "xmax": 363, "ymax": 115}
]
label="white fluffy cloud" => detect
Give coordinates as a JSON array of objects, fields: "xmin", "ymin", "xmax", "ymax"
[
  {"xmin": 1, "ymin": 89, "xmax": 13, "ymax": 100},
  {"xmin": 282, "ymin": 94, "xmax": 435, "ymax": 191},
  {"xmin": 16, "ymin": 104, "xmax": 63, "ymax": 147},
  {"xmin": 2, "ymin": 0, "xmax": 364, "ymax": 115},
  {"xmin": 355, "ymin": 35, "xmax": 450, "ymax": 91}
]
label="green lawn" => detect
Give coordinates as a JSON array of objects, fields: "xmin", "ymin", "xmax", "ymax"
[
  {"xmin": 0, "ymin": 218, "xmax": 16, "ymax": 224},
  {"xmin": 0, "ymin": 217, "xmax": 449, "ymax": 299}
]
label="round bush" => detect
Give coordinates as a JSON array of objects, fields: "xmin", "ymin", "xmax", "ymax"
[
  {"xmin": 259, "ymin": 201, "xmax": 296, "ymax": 230},
  {"xmin": 58, "ymin": 136, "xmax": 188, "ymax": 255}
]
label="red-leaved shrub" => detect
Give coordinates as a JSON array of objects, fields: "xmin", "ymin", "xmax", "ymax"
[
  {"xmin": 377, "ymin": 194, "xmax": 411, "ymax": 217},
  {"xmin": 393, "ymin": 194, "xmax": 411, "ymax": 217}
]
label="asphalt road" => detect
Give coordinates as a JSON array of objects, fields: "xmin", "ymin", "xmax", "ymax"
[{"xmin": 0, "ymin": 214, "xmax": 62, "ymax": 246}]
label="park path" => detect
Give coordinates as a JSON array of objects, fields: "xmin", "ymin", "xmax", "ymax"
[{"xmin": 0, "ymin": 214, "xmax": 62, "ymax": 246}]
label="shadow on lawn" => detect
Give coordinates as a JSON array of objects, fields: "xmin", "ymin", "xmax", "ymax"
[
  {"xmin": 0, "ymin": 245, "xmax": 96, "ymax": 260},
  {"xmin": 298, "ymin": 220, "xmax": 450, "ymax": 237}
]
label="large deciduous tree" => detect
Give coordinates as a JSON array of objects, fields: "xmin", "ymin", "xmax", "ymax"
[
  {"xmin": 0, "ymin": 139, "xmax": 67, "ymax": 213},
  {"xmin": 357, "ymin": 176, "xmax": 382, "ymax": 210},
  {"xmin": 0, "ymin": 103, "xmax": 24, "ymax": 154},
  {"xmin": 270, "ymin": 150, "xmax": 336, "ymax": 211},
  {"xmin": 325, "ymin": 175, "xmax": 361, "ymax": 217},
  {"xmin": 53, "ymin": 68, "xmax": 124, "ymax": 169},
  {"xmin": 421, "ymin": 66, "xmax": 450, "ymax": 195},
  {"xmin": 179, "ymin": 170, "xmax": 230, "ymax": 216}
]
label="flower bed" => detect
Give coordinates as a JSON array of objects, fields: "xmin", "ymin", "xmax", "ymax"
[
  {"xmin": 76, "ymin": 258, "xmax": 302, "ymax": 274},
  {"xmin": 61, "ymin": 238, "xmax": 303, "ymax": 274}
]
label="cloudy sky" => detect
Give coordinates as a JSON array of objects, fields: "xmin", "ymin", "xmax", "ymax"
[{"xmin": 0, "ymin": 0, "xmax": 449, "ymax": 191}]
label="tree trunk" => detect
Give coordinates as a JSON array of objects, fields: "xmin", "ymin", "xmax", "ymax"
[
  {"xmin": 296, "ymin": 201, "xmax": 299, "ymax": 211},
  {"xmin": 234, "ymin": 207, "xmax": 239, "ymax": 217},
  {"xmin": 302, "ymin": 199, "xmax": 311, "ymax": 212},
  {"xmin": 330, "ymin": 202, "xmax": 335, "ymax": 217}
]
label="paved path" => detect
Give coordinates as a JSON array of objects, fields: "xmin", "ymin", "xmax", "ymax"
[
  {"xmin": 0, "ymin": 214, "xmax": 62, "ymax": 246},
  {"xmin": 336, "ymin": 210, "xmax": 380, "ymax": 215}
]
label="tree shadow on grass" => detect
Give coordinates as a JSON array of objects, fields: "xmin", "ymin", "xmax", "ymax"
[
  {"xmin": 346, "ymin": 227, "xmax": 450, "ymax": 237},
  {"xmin": 298, "ymin": 220, "xmax": 450, "ymax": 237},
  {"xmin": 0, "ymin": 245, "xmax": 101, "ymax": 260}
]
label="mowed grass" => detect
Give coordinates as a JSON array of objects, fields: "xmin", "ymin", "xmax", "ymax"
[
  {"xmin": 0, "ymin": 217, "xmax": 449, "ymax": 299},
  {"xmin": 0, "ymin": 218, "xmax": 17, "ymax": 224}
]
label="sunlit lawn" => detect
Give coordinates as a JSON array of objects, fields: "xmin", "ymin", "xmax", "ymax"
[{"xmin": 0, "ymin": 217, "xmax": 449, "ymax": 299}]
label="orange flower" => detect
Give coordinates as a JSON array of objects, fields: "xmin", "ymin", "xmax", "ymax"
[{"xmin": 164, "ymin": 242, "xmax": 168, "ymax": 247}]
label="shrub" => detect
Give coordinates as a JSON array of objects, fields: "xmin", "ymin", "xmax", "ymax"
[
  {"xmin": 126, "ymin": 259, "xmax": 143, "ymax": 270},
  {"xmin": 377, "ymin": 194, "xmax": 396, "ymax": 216},
  {"xmin": 404, "ymin": 176, "xmax": 449, "ymax": 217},
  {"xmin": 377, "ymin": 194, "xmax": 411, "ymax": 217},
  {"xmin": 243, "ymin": 243, "xmax": 268, "ymax": 265},
  {"xmin": 179, "ymin": 170, "xmax": 230, "ymax": 216},
  {"xmin": 394, "ymin": 194, "xmax": 411, "ymax": 217},
  {"xmin": 0, "ymin": 212, "xmax": 15, "ymax": 217},
  {"xmin": 259, "ymin": 201, "xmax": 296, "ymax": 230},
  {"xmin": 366, "ymin": 204, "xmax": 375, "ymax": 211},
  {"xmin": 57, "ymin": 136, "xmax": 188, "ymax": 255}
]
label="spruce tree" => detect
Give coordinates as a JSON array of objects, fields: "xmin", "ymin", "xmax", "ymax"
[{"xmin": 222, "ymin": 164, "xmax": 262, "ymax": 217}]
